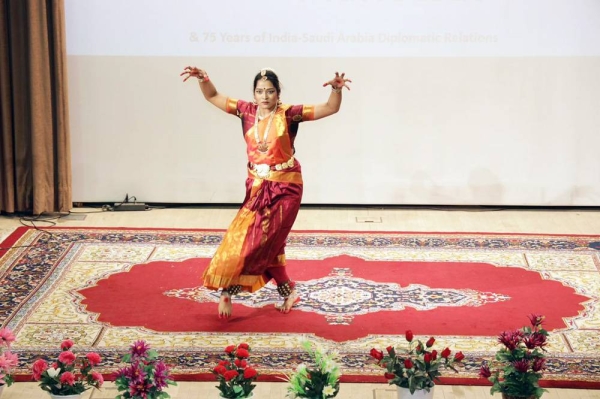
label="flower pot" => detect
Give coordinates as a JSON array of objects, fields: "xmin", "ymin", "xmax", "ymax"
[
  {"xmin": 219, "ymin": 393, "xmax": 253, "ymax": 398},
  {"xmin": 501, "ymin": 395, "xmax": 536, "ymax": 399},
  {"xmin": 48, "ymin": 394, "xmax": 83, "ymax": 399},
  {"xmin": 396, "ymin": 386, "xmax": 434, "ymax": 399}
]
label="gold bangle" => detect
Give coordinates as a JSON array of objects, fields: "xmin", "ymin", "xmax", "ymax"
[
  {"xmin": 331, "ymin": 87, "xmax": 342, "ymax": 94},
  {"xmin": 198, "ymin": 76, "xmax": 210, "ymax": 83}
]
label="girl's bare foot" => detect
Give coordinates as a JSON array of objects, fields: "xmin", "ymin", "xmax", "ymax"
[
  {"xmin": 275, "ymin": 289, "xmax": 300, "ymax": 314},
  {"xmin": 218, "ymin": 291, "xmax": 232, "ymax": 319}
]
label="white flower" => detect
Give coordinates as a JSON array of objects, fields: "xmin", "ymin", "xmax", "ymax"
[
  {"xmin": 323, "ymin": 385, "xmax": 336, "ymax": 396},
  {"xmin": 324, "ymin": 360, "xmax": 336, "ymax": 374},
  {"xmin": 296, "ymin": 363, "xmax": 307, "ymax": 372},
  {"xmin": 47, "ymin": 367, "xmax": 61, "ymax": 378}
]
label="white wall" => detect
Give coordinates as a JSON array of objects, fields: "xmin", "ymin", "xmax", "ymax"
[{"xmin": 66, "ymin": 0, "xmax": 600, "ymax": 205}]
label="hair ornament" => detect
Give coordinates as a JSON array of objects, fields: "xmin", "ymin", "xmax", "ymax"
[{"xmin": 260, "ymin": 67, "xmax": 276, "ymax": 80}]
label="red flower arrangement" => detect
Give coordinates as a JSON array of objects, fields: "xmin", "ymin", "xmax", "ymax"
[
  {"xmin": 370, "ymin": 330, "xmax": 464, "ymax": 394},
  {"xmin": 213, "ymin": 343, "xmax": 259, "ymax": 398},
  {"xmin": 31, "ymin": 339, "xmax": 103, "ymax": 395}
]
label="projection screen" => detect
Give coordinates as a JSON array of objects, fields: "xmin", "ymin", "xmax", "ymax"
[{"xmin": 66, "ymin": 0, "xmax": 600, "ymax": 205}]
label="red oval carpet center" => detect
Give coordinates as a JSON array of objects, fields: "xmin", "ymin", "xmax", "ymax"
[{"xmin": 78, "ymin": 255, "xmax": 589, "ymax": 341}]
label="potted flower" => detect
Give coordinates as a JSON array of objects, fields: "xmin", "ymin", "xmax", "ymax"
[
  {"xmin": 370, "ymin": 330, "xmax": 464, "ymax": 398},
  {"xmin": 479, "ymin": 314, "xmax": 549, "ymax": 399},
  {"xmin": 114, "ymin": 340, "xmax": 177, "ymax": 399},
  {"xmin": 286, "ymin": 341, "xmax": 341, "ymax": 399},
  {"xmin": 31, "ymin": 339, "xmax": 103, "ymax": 399},
  {"xmin": 212, "ymin": 343, "xmax": 258, "ymax": 398},
  {"xmin": 0, "ymin": 327, "xmax": 19, "ymax": 394}
]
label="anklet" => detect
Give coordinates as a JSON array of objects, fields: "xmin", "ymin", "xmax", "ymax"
[{"xmin": 277, "ymin": 281, "xmax": 296, "ymax": 297}]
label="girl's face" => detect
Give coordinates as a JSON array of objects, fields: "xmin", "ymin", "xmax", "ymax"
[{"xmin": 254, "ymin": 79, "xmax": 279, "ymax": 113}]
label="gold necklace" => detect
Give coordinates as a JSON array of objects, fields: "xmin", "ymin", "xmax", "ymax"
[{"xmin": 254, "ymin": 107, "xmax": 276, "ymax": 154}]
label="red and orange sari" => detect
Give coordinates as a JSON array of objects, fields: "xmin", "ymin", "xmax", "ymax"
[{"xmin": 202, "ymin": 98, "xmax": 314, "ymax": 292}]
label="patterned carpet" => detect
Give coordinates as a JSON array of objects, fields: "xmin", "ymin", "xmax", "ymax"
[{"xmin": 1, "ymin": 227, "xmax": 599, "ymax": 387}]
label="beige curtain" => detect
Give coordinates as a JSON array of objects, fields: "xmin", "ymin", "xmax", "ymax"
[{"xmin": 0, "ymin": 0, "xmax": 71, "ymax": 215}]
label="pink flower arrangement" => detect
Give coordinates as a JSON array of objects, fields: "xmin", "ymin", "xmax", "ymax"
[
  {"xmin": 0, "ymin": 327, "xmax": 19, "ymax": 387},
  {"xmin": 213, "ymin": 343, "xmax": 259, "ymax": 398},
  {"xmin": 31, "ymin": 339, "xmax": 103, "ymax": 395},
  {"xmin": 114, "ymin": 340, "xmax": 176, "ymax": 399},
  {"xmin": 479, "ymin": 314, "xmax": 549, "ymax": 399}
]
